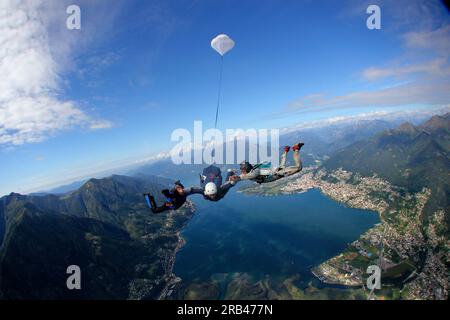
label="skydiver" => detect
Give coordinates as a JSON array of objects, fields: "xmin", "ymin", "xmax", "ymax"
[
  {"xmin": 238, "ymin": 142, "xmax": 304, "ymax": 184},
  {"xmin": 192, "ymin": 164, "xmax": 239, "ymax": 202},
  {"xmin": 143, "ymin": 180, "xmax": 195, "ymax": 214}
]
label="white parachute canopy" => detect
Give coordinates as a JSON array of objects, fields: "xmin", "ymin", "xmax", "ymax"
[
  {"xmin": 211, "ymin": 34, "xmax": 235, "ymax": 56},
  {"xmin": 210, "ymin": 34, "xmax": 235, "ymax": 128}
]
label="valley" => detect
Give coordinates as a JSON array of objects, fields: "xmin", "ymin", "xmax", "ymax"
[{"xmin": 0, "ymin": 175, "xmax": 195, "ymax": 299}]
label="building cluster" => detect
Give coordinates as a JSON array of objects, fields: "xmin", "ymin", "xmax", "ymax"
[{"xmin": 262, "ymin": 167, "xmax": 448, "ymax": 300}]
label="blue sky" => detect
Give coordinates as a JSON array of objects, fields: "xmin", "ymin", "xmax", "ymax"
[{"xmin": 1, "ymin": 0, "xmax": 449, "ymax": 195}]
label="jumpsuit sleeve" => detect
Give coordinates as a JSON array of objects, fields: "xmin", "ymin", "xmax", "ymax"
[
  {"xmin": 185, "ymin": 186, "xmax": 204, "ymax": 196},
  {"xmin": 217, "ymin": 181, "xmax": 235, "ymax": 199},
  {"xmin": 239, "ymin": 168, "xmax": 261, "ymax": 180}
]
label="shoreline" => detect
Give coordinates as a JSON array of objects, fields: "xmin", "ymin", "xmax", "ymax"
[
  {"xmin": 310, "ymin": 267, "xmax": 362, "ymax": 288},
  {"xmin": 157, "ymin": 204, "xmax": 194, "ymax": 300},
  {"xmin": 240, "ymin": 168, "xmax": 388, "ymax": 288},
  {"xmin": 287, "ymin": 179, "xmax": 386, "ymax": 287},
  {"xmin": 160, "ymin": 169, "xmax": 447, "ymax": 299},
  {"xmin": 158, "ymin": 231, "xmax": 186, "ymax": 299},
  {"xmin": 240, "ymin": 167, "xmax": 447, "ymax": 299}
]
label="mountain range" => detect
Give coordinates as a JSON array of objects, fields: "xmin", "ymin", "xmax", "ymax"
[
  {"xmin": 0, "ymin": 174, "xmax": 194, "ymax": 299},
  {"xmin": 324, "ymin": 113, "xmax": 450, "ymax": 226},
  {"xmin": 130, "ymin": 116, "xmax": 428, "ymax": 183},
  {"xmin": 29, "ymin": 110, "xmax": 446, "ymax": 195},
  {"xmin": 1, "ymin": 112, "xmax": 448, "ymax": 299}
]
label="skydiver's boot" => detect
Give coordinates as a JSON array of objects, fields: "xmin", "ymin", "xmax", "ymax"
[
  {"xmin": 292, "ymin": 143, "xmax": 304, "ymax": 169},
  {"xmin": 279, "ymin": 146, "xmax": 290, "ymax": 169},
  {"xmin": 149, "ymin": 195, "xmax": 169, "ymax": 214},
  {"xmin": 143, "ymin": 193, "xmax": 159, "ymax": 213},
  {"xmin": 149, "ymin": 195, "xmax": 157, "ymax": 209},
  {"xmin": 292, "ymin": 142, "xmax": 304, "ymax": 151}
]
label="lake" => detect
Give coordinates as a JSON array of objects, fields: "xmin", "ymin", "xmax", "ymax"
[{"xmin": 173, "ymin": 188, "xmax": 380, "ymax": 296}]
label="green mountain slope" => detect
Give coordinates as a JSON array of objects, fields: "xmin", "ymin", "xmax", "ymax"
[{"xmin": 0, "ymin": 175, "xmax": 194, "ymax": 299}]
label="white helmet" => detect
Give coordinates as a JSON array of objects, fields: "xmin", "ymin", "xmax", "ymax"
[{"xmin": 204, "ymin": 182, "xmax": 218, "ymax": 196}]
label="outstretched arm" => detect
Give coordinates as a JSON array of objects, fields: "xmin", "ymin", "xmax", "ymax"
[
  {"xmin": 184, "ymin": 186, "xmax": 204, "ymax": 196},
  {"xmin": 218, "ymin": 180, "xmax": 236, "ymax": 197}
]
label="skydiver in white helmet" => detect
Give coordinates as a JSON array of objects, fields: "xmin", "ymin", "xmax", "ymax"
[{"xmin": 189, "ymin": 165, "xmax": 239, "ymax": 201}]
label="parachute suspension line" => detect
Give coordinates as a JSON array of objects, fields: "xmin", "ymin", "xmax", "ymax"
[
  {"xmin": 214, "ymin": 55, "xmax": 224, "ymax": 129},
  {"xmin": 210, "ymin": 33, "xmax": 234, "ymax": 159},
  {"xmin": 211, "ymin": 56, "xmax": 224, "ymax": 159}
]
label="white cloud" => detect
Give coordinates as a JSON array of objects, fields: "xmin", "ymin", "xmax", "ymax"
[
  {"xmin": 133, "ymin": 151, "xmax": 171, "ymax": 165},
  {"xmin": 282, "ymin": 2, "xmax": 450, "ymax": 117},
  {"xmin": 404, "ymin": 25, "xmax": 450, "ymax": 55},
  {"xmin": 362, "ymin": 24, "xmax": 450, "ymax": 82},
  {"xmin": 89, "ymin": 120, "xmax": 114, "ymax": 130},
  {"xmin": 0, "ymin": 0, "xmax": 112, "ymax": 147},
  {"xmin": 286, "ymin": 81, "xmax": 450, "ymax": 114},
  {"xmin": 363, "ymin": 59, "xmax": 450, "ymax": 81}
]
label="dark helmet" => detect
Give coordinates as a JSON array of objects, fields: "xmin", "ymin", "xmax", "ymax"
[
  {"xmin": 174, "ymin": 180, "xmax": 185, "ymax": 189},
  {"xmin": 240, "ymin": 161, "xmax": 253, "ymax": 173}
]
